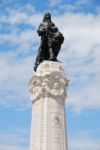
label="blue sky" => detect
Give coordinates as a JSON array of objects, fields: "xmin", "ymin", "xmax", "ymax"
[{"xmin": 0, "ymin": 0, "xmax": 100, "ymax": 150}]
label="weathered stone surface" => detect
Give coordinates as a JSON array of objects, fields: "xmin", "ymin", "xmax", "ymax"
[
  {"xmin": 28, "ymin": 61, "xmax": 68, "ymax": 150},
  {"xmin": 29, "ymin": 61, "xmax": 68, "ymax": 103}
]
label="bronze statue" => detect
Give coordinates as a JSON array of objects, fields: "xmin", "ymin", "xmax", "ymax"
[{"xmin": 34, "ymin": 12, "xmax": 64, "ymax": 71}]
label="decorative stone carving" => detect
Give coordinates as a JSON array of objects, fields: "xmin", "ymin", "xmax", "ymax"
[
  {"xmin": 28, "ymin": 61, "xmax": 69, "ymax": 103},
  {"xmin": 54, "ymin": 115, "xmax": 61, "ymax": 127}
]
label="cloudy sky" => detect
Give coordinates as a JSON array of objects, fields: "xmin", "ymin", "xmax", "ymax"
[{"xmin": 0, "ymin": 0, "xmax": 100, "ymax": 150}]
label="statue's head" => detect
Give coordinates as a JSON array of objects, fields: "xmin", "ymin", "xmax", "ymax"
[{"xmin": 43, "ymin": 12, "xmax": 51, "ymax": 22}]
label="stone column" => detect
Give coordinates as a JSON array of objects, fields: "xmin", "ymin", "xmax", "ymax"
[{"xmin": 28, "ymin": 61, "xmax": 68, "ymax": 150}]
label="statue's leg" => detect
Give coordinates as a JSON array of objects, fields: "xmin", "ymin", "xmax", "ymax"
[
  {"xmin": 48, "ymin": 39, "xmax": 56, "ymax": 61},
  {"xmin": 49, "ymin": 47, "xmax": 55, "ymax": 60},
  {"xmin": 52, "ymin": 43, "xmax": 62, "ymax": 62},
  {"xmin": 34, "ymin": 47, "xmax": 43, "ymax": 71},
  {"xmin": 54, "ymin": 45, "xmax": 61, "ymax": 58}
]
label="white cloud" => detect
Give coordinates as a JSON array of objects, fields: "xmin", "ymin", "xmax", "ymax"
[
  {"xmin": 96, "ymin": 6, "xmax": 100, "ymax": 13},
  {"xmin": 76, "ymin": 0, "xmax": 91, "ymax": 5},
  {"xmin": 0, "ymin": 50, "xmax": 34, "ymax": 108},
  {"xmin": 54, "ymin": 13, "xmax": 100, "ymax": 57},
  {"xmin": 0, "ymin": 0, "xmax": 12, "ymax": 6},
  {"xmin": 0, "ymin": 6, "xmax": 40, "ymax": 109},
  {"xmin": 0, "ymin": 6, "xmax": 41, "ymax": 26},
  {"xmin": 0, "ymin": 128, "xmax": 29, "ymax": 150},
  {"xmin": 0, "ymin": 145, "xmax": 27, "ymax": 150},
  {"xmin": 69, "ymin": 133, "xmax": 100, "ymax": 150},
  {"xmin": 56, "ymin": 0, "xmax": 94, "ymax": 13},
  {"xmin": 48, "ymin": 0, "xmax": 61, "ymax": 6}
]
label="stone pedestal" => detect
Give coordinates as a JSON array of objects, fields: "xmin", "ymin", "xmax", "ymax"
[{"xmin": 28, "ymin": 61, "xmax": 68, "ymax": 150}]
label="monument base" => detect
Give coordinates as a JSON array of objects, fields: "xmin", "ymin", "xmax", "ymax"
[{"xmin": 29, "ymin": 61, "xmax": 68, "ymax": 150}]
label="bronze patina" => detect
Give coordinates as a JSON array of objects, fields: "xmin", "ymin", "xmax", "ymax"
[{"xmin": 34, "ymin": 12, "xmax": 64, "ymax": 71}]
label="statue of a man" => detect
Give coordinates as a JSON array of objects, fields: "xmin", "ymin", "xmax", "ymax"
[{"xmin": 34, "ymin": 12, "xmax": 64, "ymax": 71}]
